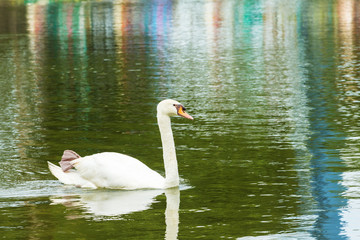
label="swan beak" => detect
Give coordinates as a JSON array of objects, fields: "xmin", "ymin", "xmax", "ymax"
[{"xmin": 177, "ymin": 105, "xmax": 194, "ymax": 120}]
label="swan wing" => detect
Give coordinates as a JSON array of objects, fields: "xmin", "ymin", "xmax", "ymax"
[{"xmin": 71, "ymin": 152, "xmax": 165, "ymax": 189}]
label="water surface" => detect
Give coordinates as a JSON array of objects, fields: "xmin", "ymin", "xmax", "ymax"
[{"xmin": 1, "ymin": 0, "xmax": 360, "ymax": 239}]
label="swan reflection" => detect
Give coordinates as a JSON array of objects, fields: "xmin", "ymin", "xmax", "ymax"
[
  {"xmin": 165, "ymin": 188, "xmax": 180, "ymax": 240},
  {"xmin": 50, "ymin": 188, "xmax": 180, "ymax": 239}
]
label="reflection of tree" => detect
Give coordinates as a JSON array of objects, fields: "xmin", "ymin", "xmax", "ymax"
[
  {"xmin": 0, "ymin": 3, "xmax": 27, "ymax": 34},
  {"xmin": 0, "ymin": 2, "xmax": 45, "ymax": 184},
  {"xmin": 336, "ymin": 0, "xmax": 360, "ymax": 145}
]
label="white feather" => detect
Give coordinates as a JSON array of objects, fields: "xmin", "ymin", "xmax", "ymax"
[
  {"xmin": 47, "ymin": 161, "xmax": 97, "ymax": 188},
  {"xmin": 71, "ymin": 152, "xmax": 165, "ymax": 189}
]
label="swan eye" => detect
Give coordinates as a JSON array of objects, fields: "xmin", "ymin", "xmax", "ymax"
[{"xmin": 173, "ymin": 104, "xmax": 186, "ymax": 111}]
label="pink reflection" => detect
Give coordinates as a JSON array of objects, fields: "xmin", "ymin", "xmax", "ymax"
[{"xmin": 66, "ymin": 5, "xmax": 73, "ymax": 38}]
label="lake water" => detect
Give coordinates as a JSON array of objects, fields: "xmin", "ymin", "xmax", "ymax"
[{"xmin": 1, "ymin": 0, "xmax": 360, "ymax": 239}]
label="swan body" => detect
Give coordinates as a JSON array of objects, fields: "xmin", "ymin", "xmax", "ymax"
[{"xmin": 48, "ymin": 99, "xmax": 193, "ymax": 189}]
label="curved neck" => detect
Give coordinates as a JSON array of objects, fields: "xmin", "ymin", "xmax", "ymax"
[{"xmin": 157, "ymin": 114, "xmax": 179, "ymax": 188}]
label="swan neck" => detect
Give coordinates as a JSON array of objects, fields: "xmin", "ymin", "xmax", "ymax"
[{"xmin": 157, "ymin": 114, "xmax": 179, "ymax": 188}]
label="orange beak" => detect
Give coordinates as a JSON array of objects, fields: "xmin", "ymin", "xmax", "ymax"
[{"xmin": 176, "ymin": 105, "xmax": 194, "ymax": 120}]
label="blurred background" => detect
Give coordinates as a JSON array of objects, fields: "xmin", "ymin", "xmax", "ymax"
[{"xmin": 1, "ymin": 0, "xmax": 360, "ymax": 239}]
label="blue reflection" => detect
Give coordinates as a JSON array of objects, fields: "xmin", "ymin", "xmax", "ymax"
[
  {"xmin": 305, "ymin": 57, "xmax": 348, "ymax": 239},
  {"xmin": 299, "ymin": 1, "xmax": 349, "ymax": 237},
  {"xmin": 308, "ymin": 126, "xmax": 347, "ymax": 239}
]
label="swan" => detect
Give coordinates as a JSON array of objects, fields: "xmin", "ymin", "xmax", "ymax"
[{"xmin": 47, "ymin": 99, "xmax": 193, "ymax": 189}]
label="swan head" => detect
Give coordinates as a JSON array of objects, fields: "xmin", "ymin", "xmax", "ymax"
[{"xmin": 157, "ymin": 99, "xmax": 193, "ymax": 120}]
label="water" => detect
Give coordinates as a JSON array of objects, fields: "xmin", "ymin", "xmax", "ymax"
[{"xmin": 1, "ymin": 0, "xmax": 360, "ymax": 239}]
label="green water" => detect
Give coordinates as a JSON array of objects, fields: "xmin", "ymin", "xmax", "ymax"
[{"xmin": 1, "ymin": 0, "xmax": 360, "ymax": 239}]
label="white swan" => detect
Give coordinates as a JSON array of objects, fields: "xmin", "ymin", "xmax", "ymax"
[{"xmin": 48, "ymin": 99, "xmax": 193, "ymax": 189}]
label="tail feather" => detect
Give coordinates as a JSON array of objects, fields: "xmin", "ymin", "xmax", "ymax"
[
  {"xmin": 59, "ymin": 150, "xmax": 81, "ymax": 172},
  {"xmin": 48, "ymin": 161, "xmax": 75, "ymax": 185},
  {"xmin": 47, "ymin": 161, "xmax": 96, "ymax": 188}
]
